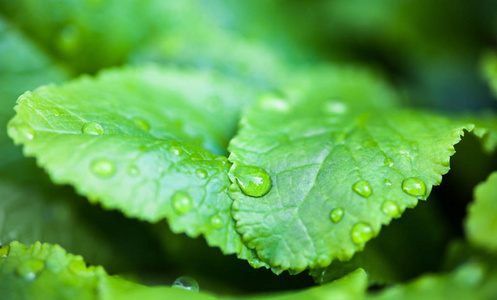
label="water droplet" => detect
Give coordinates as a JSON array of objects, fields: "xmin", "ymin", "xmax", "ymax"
[
  {"xmin": 132, "ymin": 117, "xmax": 150, "ymax": 131},
  {"xmin": 261, "ymin": 96, "xmax": 290, "ymax": 112},
  {"xmin": 16, "ymin": 259, "xmax": 45, "ymax": 280},
  {"xmin": 210, "ymin": 215, "xmax": 223, "ymax": 229},
  {"xmin": 352, "ymin": 180, "xmax": 372, "ymax": 198},
  {"xmin": 0, "ymin": 245, "xmax": 9, "ymax": 258},
  {"xmin": 58, "ymin": 25, "xmax": 79, "ymax": 54},
  {"xmin": 13, "ymin": 123, "xmax": 36, "ymax": 141},
  {"xmin": 172, "ymin": 192, "xmax": 192, "ymax": 214},
  {"xmin": 127, "ymin": 165, "xmax": 140, "ymax": 177},
  {"xmin": 90, "ymin": 159, "xmax": 115, "ymax": 177},
  {"xmin": 402, "ymin": 177, "xmax": 426, "ymax": 197},
  {"xmin": 384, "ymin": 179, "xmax": 392, "ymax": 186},
  {"xmin": 330, "ymin": 207, "xmax": 344, "ymax": 223},
  {"xmin": 381, "ymin": 201, "xmax": 401, "ymax": 218},
  {"xmin": 170, "ymin": 145, "xmax": 183, "ymax": 156},
  {"xmin": 196, "ymin": 169, "xmax": 207, "ymax": 179},
  {"xmin": 172, "ymin": 276, "xmax": 199, "ymax": 292},
  {"xmin": 325, "ymin": 101, "xmax": 347, "ymax": 114},
  {"xmin": 82, "ymin": 122, "xmax": 104, "ymax": 135},
  {"xmin": 351, "ymin": 222, "xmax": 374, "ymax": 245},
  {"xmin": 68, "ymin": 259, "xmax": 86, "ymax": 275},
  {"xmin": 384, "ymin": 158, "xmax": 394, "ymax": 167},
  {"xmin": 232, "ymin": 164, "xmax": 272, "ymax": 197}
]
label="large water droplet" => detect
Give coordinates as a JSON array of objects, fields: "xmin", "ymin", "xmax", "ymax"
[
  {"xmin": 330, "ymin": 207, "xmax": 344, "ymax": 223},
  {"xmin": 381, "ymin": 201, "xmax": 401, "ymax": 218},
  {"xmin": 172, "ymin": 192, "xmax": 192, "ymax": 214},
  {"xmin": 132, "ymin": 117, "xmax": 150, "ymax": 132},
  {"xmin": 210, "ymin": 215, "xmax": 223, "ymax": 229},
  {"xmin": 172, "ymin": 276, "xmax": 199, "ymax": 292},
  {"xmin": 352, "ymin": 180, "xmax": 372, "ymax": 198},
  {"xmin": 16, "ymin": 259, "xmax": 45, "ymax": 281},
  {"xmin": 170, "ymin": 145, "xmax": 183, "ymax": 156},
  {"xmin": 196, "ymin": 169, "xmax": 207, "ymax": 179},
  {"xmin": 90, "ymin": 159, "xmax": 115, "ymax": 177},
  {"xmin": 232, "ymin": 164, "xmax": 272, "ymax": 197},
  {"xmin": 82, "ymin": 122, "xmax": 104, "ymax": 135},
  {"xmin": 402, "ymin": 177, "xmax": 426, "ymax": 197},
  {"xmin": 351, "ymin": 222, "xmax": 374, "ymax": 245}
]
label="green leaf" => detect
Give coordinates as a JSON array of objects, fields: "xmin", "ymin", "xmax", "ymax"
[
  {"xmin": 465, "ymin": 171, "xmax": 497, "ymax": 252},
  {"xmin": 0, "ymin": 241, "xmax": 218, "ymax": 300},
  {"xmin": 482, "ymin": 52, "xmax": 497, "ymax": 98},
  {"xmin": 7, "ymin": 66, "xmax": 266, "ymax": 267},
  {"xmin": 0, "ymin": 241, "xmax": 369, "ymax": 300},
  {"xmin": 366, "ymin": 261, "xmax": 497, "ymax": 300},
  {"xmin": 227, "ymin": 66, "xmax": 495, "ymax": 273}
]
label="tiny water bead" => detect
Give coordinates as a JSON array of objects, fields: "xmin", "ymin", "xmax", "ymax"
[
  {"xmin": 172, "ymin": 276, "xmax": 199, "ymax": 293},
  {"xmin": 170, "ymin": 145, "xmax": 183, "ymax": 156},
  {"xmin": 384, "ymin": 179, "xmax": 392, "ymax": 186},
  {"xmin": 352, "ymin": 180, "xmax": 372, "ymax": 198},
  {"xmin": 384, "ymin": 157, "xmax": 394, "ymax": 167},
  {"xmin": 82, "ymin": 122, "xmax": 104, "ymax": 135},
  {"xmin": 16, "ymin": 259, "xmax": 45, "ymax": 281},
  {"xmin": 210, "ymin": 215, "xmax": 223, "ymax": 229},
  {"xmin": 0, "ymin": 245, "xmax": 9, "ymax": 258},
  {"xmin": 132, "ymin": 117, "xmax": 150, "ymax": 132},
  {"xmin": 351, "ymin": 222, "xmax": 374, "ymax": 245},
  {"xmin": 402, "ymin": 177, "xmax": 426, "ymax": 197},
  {"xmin": 330, "ymin": 207, "xmax": 344, "ymax": 223},
  {"xmin": 231, "ymin": 164, "xmax": 272, "ymax": 197},
  {"xmin": 14, "ymin": 123, "xmax": 36, "ymax": 141},
  {"xmin": 172, "ymin": 192, "xmax": 193, "ymax": 214},
  {"xmin": 127, "ymin": 165, "xmax": 140, "ymax": 177},
  {"xmin": 90, "ymin": 159, "xmax": 115, "ymax": 177},
  {"xmin": 381, "ymin": 200, "xmax": 401, "ymax": 218},
  {"xmin": 196, "ymin": 169, "xmax": 208, "ymax": 179}
]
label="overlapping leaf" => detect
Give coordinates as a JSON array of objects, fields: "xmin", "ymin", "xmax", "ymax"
[
  {"xmin": 465, "ymin": 172, "xmax": 497, "ymax": 252},
  {"xmin": 0, "ymin": 241, "xmax": 369, "ymax": 300},
  {"xmin": 228, "ymin": 66, "xmax": 497, "ymax": 273},
  {"xmin": 7, "ymin": 66, "xmax": 266, "ymax": 266}
]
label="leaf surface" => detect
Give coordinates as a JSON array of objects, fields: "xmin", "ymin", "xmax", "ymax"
[
  {"xmin": 465, "ymin": 172, "xmax": 497, "ymax": 252},
  {"xmin": 228, "ymin": 66, "xmax": 496, "ymax": 273},
  {"xmin": 7, "ymin": 66, "xmax": 265, "ymax": 266}
]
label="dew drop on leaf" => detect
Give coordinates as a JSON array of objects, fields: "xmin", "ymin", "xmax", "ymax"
[
  {"xmin": 352, "ymin": 180, "xmax": 372, "ymax": 198},
  {"xmin": 67, "ymin": 259, "xmax": 87, "ymax": 275},
  {"xmin": 132, "ymin": 117, "xmax": 150, "ymax": 131},
  {"xmin": 381, "ymin": 200, "xmax": 401, "ymax": 218},
  {"xmin": 402, "ymin": 177, "xmax": 426, "ymax": 197},
  {"xmin": 384, "ymin": 157, "xmax": 394, "ymax": 167},
  {"xmin": 90, "ymin": 159, "xmax": 115, "ymax": 177},
  {"xmin": 82, "ymin": 122, "xmax": 104, "ymax": 135},
  {"xmin": 16, "ymin": 259, "xmax": 45, "ymax": 281},
  {"xmin": 196, "ymin": 169, "xmax": 208, "ymax": 179},
  {"xmin": 384, "ymin": 179, "xmax": 392, "ymax": 186},
  {"xmin": 330, "ymin": 207, "xmax": 344, "ymax": 223},
  {"xmin": 170, "ymin": 145, "xmax": 183, "ymax": 156},
  {"xmin": 0, "ymin": 245, "xmax": 9, "ymax": 258},
  {"xmin": 172, "ymin": 276, "xmax": 199, "ymax": 292},
  {"xmin": 127, "ymin": 165, "xmax": 140, "ymax": 177},
  {"xmin": 210, "ymin": 215, "xmax": 223, "ymax": 229},
  {"xmin": 14, "ymin": 123, "xmax": 36, "ymax": 141},
  {"xmin": 232, "ymin": 164, "xmax": 272, "ymax": 197},
  {"xmin": 172, "ymin": 192, "xmax": 193, "ymax": 214},
  {"xmin": 351, "ymin": 222, "xmax": 374, "ymax": 245}
]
